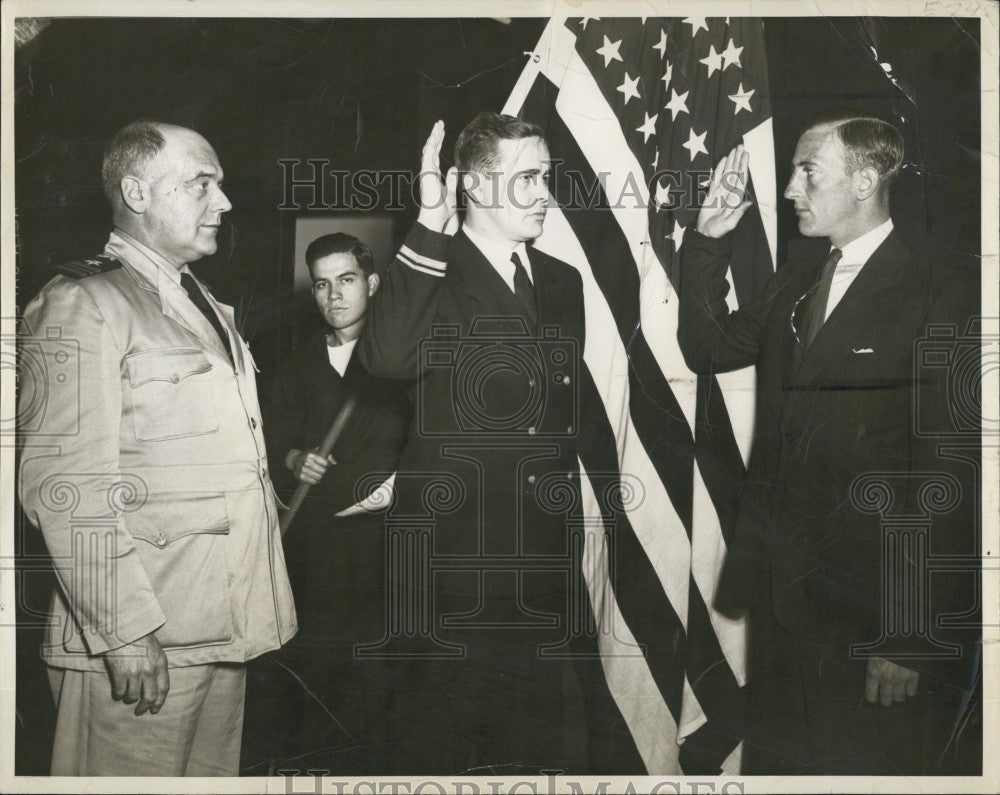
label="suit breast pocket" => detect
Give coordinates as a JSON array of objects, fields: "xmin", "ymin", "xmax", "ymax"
[{"xmin": 125, "ymin": 347, "xmax": 219, "ymax": 441}]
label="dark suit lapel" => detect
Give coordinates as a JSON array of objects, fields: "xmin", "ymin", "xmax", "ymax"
[
  {"xmin": 449, "ymin": 230, "xmax": 536, "ymax": 336},
  {"xmin": 781, "ymin": 254, "xmax": 828, "ymax": 386},
  {"xmin": 530, "ymin": 246, "xmax": 570, "ymax": 332},
  {"xmin": 791, "ymin": 231, "xmax": 908, "ymax": 385}
]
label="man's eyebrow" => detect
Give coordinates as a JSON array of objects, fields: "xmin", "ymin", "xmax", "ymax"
[{"xmin": 186, "ymin": 169, "xmax": 221, "ymax": 182}]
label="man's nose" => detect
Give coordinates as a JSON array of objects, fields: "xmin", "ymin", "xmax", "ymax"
[
  {"xmin": 213, "ymin": 185, "xmax": 233, "ymax": 213},
  {"xmin": 783, "ymin": 173, "xmax": 800, "ymax": 200}
]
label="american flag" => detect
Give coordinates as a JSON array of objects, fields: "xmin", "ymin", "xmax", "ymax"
[{"xmin": 502, "ymin": 17, "xmax": 777, "ymax": 773}]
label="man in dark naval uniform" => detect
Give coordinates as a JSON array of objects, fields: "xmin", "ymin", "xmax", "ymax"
[
  {"xmin": 358, "ymin": 115, "xmax": 636, "ymax": 774},
  {"xmin": 245, "ymin": 232, "xmax": 411, "ymax": 773}
]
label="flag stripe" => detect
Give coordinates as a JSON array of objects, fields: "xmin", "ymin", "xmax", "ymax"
[
  {"xmin": 695, "ymin": 374, "xmax": 743, "ymax": 546},
  {"xmin": 577, "ymin": 470, "xmax": 682, "ymax": 773},
  {"xmin": 523, "ymin": 78, "xmax": 698, "ymax": 523},
  {"xmin": 521, "ymin": 71, "xmax": 745, "ymax": 761},
  {"xmin": 501, "ymin": 15, "xmax": 776, "ymax": 773}
]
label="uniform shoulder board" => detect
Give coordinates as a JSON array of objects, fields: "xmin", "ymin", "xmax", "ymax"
[{"xmin": 54, "ymin": 255, "xmax": 124, "ymax": 280}]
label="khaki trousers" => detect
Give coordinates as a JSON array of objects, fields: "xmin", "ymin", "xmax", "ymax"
[{"xmin": 47, "ymin": 662, "xmax": 246, "ymax": 776}]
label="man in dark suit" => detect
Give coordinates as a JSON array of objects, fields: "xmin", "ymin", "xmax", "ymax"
[
  {"xmin": 244, "ymin": 232, "xmax": 411, "ymax": 772},
  {"xmin": 677, "ymin": 111, "xmax": 978, "ymax": 774},
  {"xmin": 358, "ymin": 114, "xmax": 628, "ymax": 774}
]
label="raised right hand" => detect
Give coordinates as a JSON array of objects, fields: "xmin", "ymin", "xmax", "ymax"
[
  {"xmin": 103, "ymin": 632, "xmax": 170, "ymax": 716},
  {"xmin": 696, "ymin": 144, "xmax": 753, "ymax": 239},
  {"xmin": 416, "ymin": 120, "xmax": 459, "ymax": 235}
]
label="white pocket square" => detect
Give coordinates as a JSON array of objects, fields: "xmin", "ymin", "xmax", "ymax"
[{"xmin": 852, "ymin": 347, "xmax": 874, "ymax": 354}]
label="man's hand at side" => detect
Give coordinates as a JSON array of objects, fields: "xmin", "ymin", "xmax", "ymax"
[
  {"xmin": 864, "ymin": 657, "xmax": 919, "ymax": 707},
  {"xmin": 103, "ymin": 632, "xmax": 170, "ymax": 716},
  {"xmin": 416, "ymin": 119, "xmax": 459, "ymax": 235},
  {"xmin": 696, "ymin": 144, "xmax": 753, "ymax": 239}
]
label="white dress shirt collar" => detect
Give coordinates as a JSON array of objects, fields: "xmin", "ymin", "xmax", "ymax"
[
  {"xmin": 835, "ymin": 218, "xmax": 894, "ymax": 270},
  {"xmin": 462, "ymin": 223, "xmax": 533, "ymax": 292},
  {"xmin": 823, "ymin": 218, "xmax": 894, "ymax": 321}
]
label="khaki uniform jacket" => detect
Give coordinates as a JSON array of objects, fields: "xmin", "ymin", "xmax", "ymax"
[{"xmin": 18, "ymin": 232, "xmax": 297, "ymax": 671}]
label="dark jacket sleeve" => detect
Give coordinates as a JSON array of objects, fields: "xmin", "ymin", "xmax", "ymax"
[
  {"xmin": 677, "ymin": 229, "xmax": 768, "ymax": 373},
  {"xmin": 358, "ymin": 222, "xmax": 452, "ymax": 379}
]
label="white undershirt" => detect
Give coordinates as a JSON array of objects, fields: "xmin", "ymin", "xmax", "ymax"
[
  {"xmin": 326, "ymin": 337, "xmax": 357, "ymax": 376},
  {"xmin": 323, "ymin": 335, "xmax": 396, "ymax": 517},
  {"xmin": 824, "ymin": 218, "xmax": 894, "ymax": 321}
]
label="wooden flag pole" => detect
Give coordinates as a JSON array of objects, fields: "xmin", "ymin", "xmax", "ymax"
[{"xmin": 279, "ymin": 395, "xmax": 357, "ymax": 538}]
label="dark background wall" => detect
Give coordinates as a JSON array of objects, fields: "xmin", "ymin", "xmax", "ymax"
[{"xmin": 11, "ymin": 15, "xmax": 982, "ymax": 775}]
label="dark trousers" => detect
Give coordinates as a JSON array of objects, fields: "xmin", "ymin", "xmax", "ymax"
[
  {"xmin": 743, "ymin": 607, "xmax": 957, "ymax": 775},
  {"xmin": 377, "ymin": 627, "xmax": 635, "ymax": 775},
  {"xmin": 243, "ymin": 511, "xmax": 392, "ymax": 775},
  {"xmin": 244, "ymin": 511, "xmax": 643, "ymax": 776}
]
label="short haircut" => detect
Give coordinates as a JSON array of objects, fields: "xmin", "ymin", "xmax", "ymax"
[
  {"xmin": 305, "ymin": 233, "xmax": 374, "ymax": 277},
  {"xmin": 101, "ymin": 120, "xmax": 167, "ymax": 204},
  {"xmin": 454, "ymin": 112, "xmax": 546, "ymax": 175},
  {"xmin": 803, "ymin": 109, "xmax": 905, "ymax": 189}
]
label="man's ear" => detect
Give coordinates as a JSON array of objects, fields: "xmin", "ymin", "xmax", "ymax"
[
  {"xmin": 367, "ymin": 272, "xmax": 380, "ymax": 297},
  {"xmin": 854, "ymin": 166, "xmax": 879, "ymax": 202},
  {"xmin": 461, "ymin": 170, "xmax": 484, "ymax": 207},
  {"xmin": 120, "ymin": 176, "xmax": 150, "ymax": 214}
]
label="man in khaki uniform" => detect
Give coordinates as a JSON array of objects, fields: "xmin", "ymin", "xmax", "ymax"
[{"xmin": 18, "ymin": 120, "xmax": 297, "ymax": 776}]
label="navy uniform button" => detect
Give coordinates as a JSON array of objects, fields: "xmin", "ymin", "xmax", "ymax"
[
  {"xmin": 528, "ymin": 426, "xmax": 536, "ymax": 436},
  {"xmin": 528, "ymin": 475, "xmax": 537, "ymax": 485},
  {"xmin": 170, "ymin": 373, "xmax": 180, "ymax": 383}
]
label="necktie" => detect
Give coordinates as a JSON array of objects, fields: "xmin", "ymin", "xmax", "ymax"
[
  {"xmin": 180, "ymin": 271, "xmax": 232, "ymax": 361},
  {"xmin": 802, "ymin": 247, "xmax": 842, "ymax": 349},
  {"xmin": 510, "ymin": 252, "xmax": 537, "ymax": 327}
]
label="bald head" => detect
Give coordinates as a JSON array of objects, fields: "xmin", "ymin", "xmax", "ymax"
[{"xmin": 102, "ymin": 120, "xmax": 232, "ymax": 267}]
